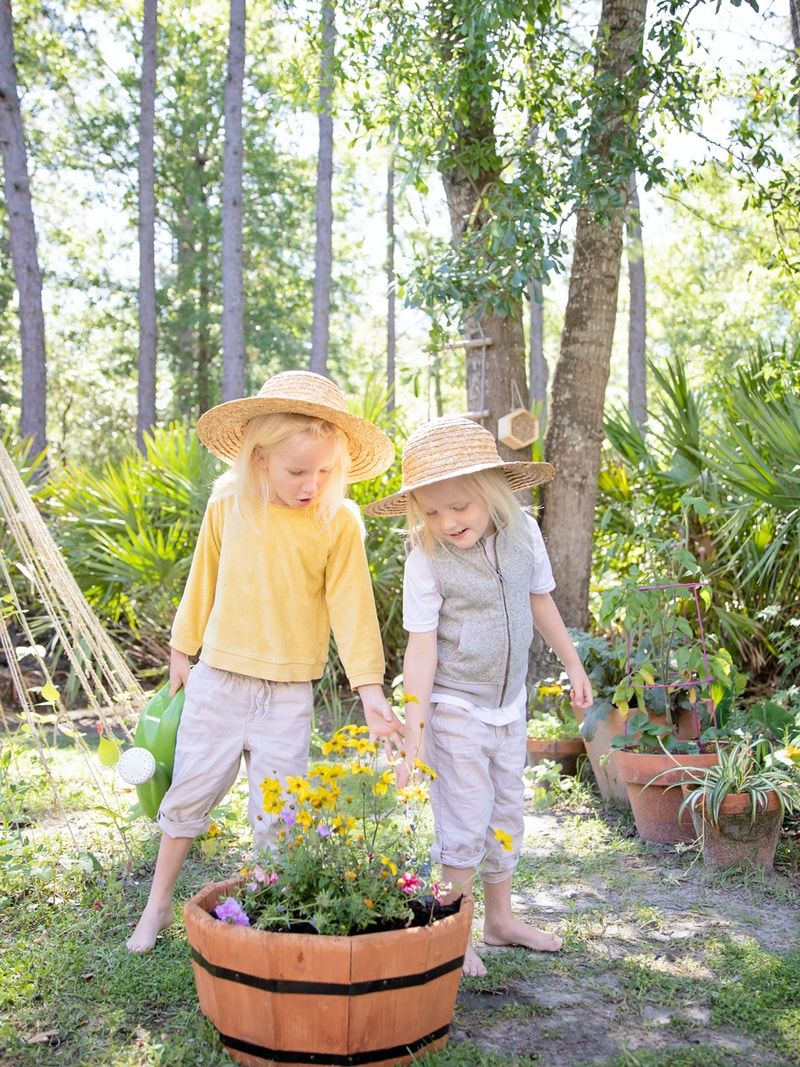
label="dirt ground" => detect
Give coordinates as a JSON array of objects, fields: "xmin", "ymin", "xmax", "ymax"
[{"xmin": 449, "ymin": 805, "xmax": 800, "ymax": 1067}]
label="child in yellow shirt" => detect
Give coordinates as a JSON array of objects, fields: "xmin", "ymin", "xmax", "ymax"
[{"xmin": 127, "ymin": 371, "xmax": 402, "ymax": 952}]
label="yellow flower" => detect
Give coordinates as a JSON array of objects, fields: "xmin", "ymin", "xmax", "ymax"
[
  {"xmin": 296, "ymin": 809, "xmax": 313, "ymax": 830},
  {"xmin": 321, "ymin": 738, "xmax": 345, "ymax": 756},
  {"xmin": 310, "ymin": 763, "xmax": 347, "ymax": 786},
  {"xmin": 397, "ymin": 783, "xmax": 429, "ymax": 804},
  {"xmin": 363, "ymin": 898, "xmax": 374, "ymax": 909},
  {"xmin": 413, "ymin": 758, "xmax": 437, "ymax": 779},
  {"xmin": 380, "ymin": 854, "xmax": 398, "ymax": 876},
  {"xmin": 285, "ymin": 776, "xmax": 312, "ymax": 803},
  {"xmin": 493, "ymin": 827, "xmax": 514, "ymax": 853},
  {"xmin": 260, "ymin": 776, "xmax": 285, "ymax": 815},
  {"xmin": 348, "ymin": 762, "xmax": 375, "ymax": 776},
  {"xmin": 351, "ymin": 737, "xmax": 377, "ymax": 755},
  {"xmin": 344, "ymin": 870, "xmax": 356, "ymax": 881},
  {"xmin": 372, "ymin": 770, "xmax": 394, "ymax": 796},
  {"xmin": 207, "ymin": 822, "xmax": 220, "ymax": 837},
  {"xmin": 332, "ymin": 815, "xmax": 357, "ymax": 834},
  {"xmin": 786, "ymin": 745, "xmax": 800, "ymax": 763},
  {"xmin": 241, "ymin": 866, "xmax": 249, "ymax": 876},
  {"xmin": 537, "ymin": 684, "xmax": 563, "ymax": 698},
  {"xmin": 403, "ymin": 692, "xmax": 419, "ymax": 704}
]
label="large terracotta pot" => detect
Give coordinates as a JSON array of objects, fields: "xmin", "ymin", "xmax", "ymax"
[
  {"xmin": 526, "ymin": 736, "xmax": 586, "ymax": 776},
  {"xmin": 574, "ymin": 706, "xmax": 704, "ymax": 808},
  {"xmin": 682, "ymin": 787, "xmax": 783, "ymax": 871},
  {"xmin": 616, "ymin": 751, "xmax": 719, "ymax": 844},
  {"xmin": 184, "ymin": 878, "xmax": 473, "ymax": 1067},
  {"xmin": 573, "ymin": 706, "xmax": 629, "ymax": 805}
]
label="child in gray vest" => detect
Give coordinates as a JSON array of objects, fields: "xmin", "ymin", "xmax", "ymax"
[{"xmin": 365, "ymin": 416, "xmax": 593, "ymax": 976}]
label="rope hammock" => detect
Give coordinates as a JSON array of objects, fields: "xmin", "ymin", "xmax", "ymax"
[{"xmin": 0, "ymin": 439, "xmax": 146, "ymax": 854}]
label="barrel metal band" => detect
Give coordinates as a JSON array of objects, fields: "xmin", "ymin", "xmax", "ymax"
[
  {"xmin": 219, "ymin": 1022, "xmax": 450, "ymax": 1065},
  {"xmin": 190, "ymin": 948, "xmax": 464, "ymax": 995}
]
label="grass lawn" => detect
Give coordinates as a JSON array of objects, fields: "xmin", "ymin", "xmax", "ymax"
[{"xmin": 2, "ymin": 727, "xmax": 800, "ymax": 1066}]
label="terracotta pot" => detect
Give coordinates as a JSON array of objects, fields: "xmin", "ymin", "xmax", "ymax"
[
  {"xmin": 616, "ymin": 751, "xmax": 719, "ymax": 844},
  {"xmin": 682, "ymin": 787, "xmax": 783, "ymax": 871},
  {"xmin": 184, "ymin": 878, "xmax": 473, "ymax": 1067},
  {"xmin": 573, "ymin": 706, "xmax": 629, "ymax": 805},
  {"xmin": 526, "ymin": 736, "xmax": 586, "ymax": 776}
]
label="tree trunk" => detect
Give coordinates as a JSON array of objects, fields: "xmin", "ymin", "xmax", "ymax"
[
  {"xmin": 542, "ymin": 0, "xmax": 648, "ymax": 629},
  {"xmin": 386, "ymin": 156, "xmax": 396, "ymax": 411},
  {"xmin": 0, "ymin": 0, "xmax": 47, "ymax": 464},
  {"xmin": 136, "ymin": 0, "xmax": 158, "ymax": 453},
  {"xmin": 309, "ymin": 0, "xmax": 335, "ymax": 376},
  {"xmin": 626, "ymin": 171, "xmax": 647, "ymax": 428},
  {"xmin": 528, "ymin": 279, "xmax": 547, "ymax": 424},
  {"xmin": 221, "ymin": 0, "xmax": 246, "ymax": 402},
  {"xmin": 440, "ymin": 161, "xmax": 529, "ymax": 462},
  {"xmin": 198, "ymin": 206, "xmax": 211, "ymax": 417}
]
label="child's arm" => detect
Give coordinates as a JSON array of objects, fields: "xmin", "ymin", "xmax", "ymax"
[
  {"xmin": 356, "ymin": 684, "xmax": 405, "ymax": 749},
  {"xmin": 530, "ymin": 593, "xmax": 593, "ymax": 709},
  {"xmin": 399, "ymin": 629, "xmax": 437, "ymax": 785}
]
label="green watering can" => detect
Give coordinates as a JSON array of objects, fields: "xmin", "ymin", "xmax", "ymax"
[{"xmin": 117, "ymin": 683, "xmax": 185, "ymax": 820}]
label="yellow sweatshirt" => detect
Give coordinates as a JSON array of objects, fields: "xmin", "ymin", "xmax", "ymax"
[{"xmin": 170, "ymin": 497, "xmax": 385, "ymax": 689}]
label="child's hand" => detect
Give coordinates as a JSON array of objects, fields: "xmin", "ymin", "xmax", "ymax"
[
  {"xmin": 169, "ymin": 648, "xmax": 191, "ymax": 697},
  {"xmin": 567, "ymin": 665, "xmax": 593, "ymax": 710},
  {"xmin": 356, "ymin": 684, "xmax": 405, "ymax": 759}
]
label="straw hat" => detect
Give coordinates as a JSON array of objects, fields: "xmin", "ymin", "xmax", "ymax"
[
  {"xmin": 196, "ymin": 371, "xmax": 394, "ymax": 482},
  {"xmin": 363, "ymin": 416, "xmax": 554, "ymax": 516}
]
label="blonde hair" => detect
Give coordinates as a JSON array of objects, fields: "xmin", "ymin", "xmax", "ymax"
[
  {"xmin": 209, "ymin": 412, "xmax": 351, "ymax": 527},
  {"xmin": 407, "ymin": 468, "xmax": 529, "ymax": 555}
]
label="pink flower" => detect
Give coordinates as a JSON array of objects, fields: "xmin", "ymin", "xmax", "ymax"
[
  {"xmin": 214, "ymin": 897, "xmax": 250, "ymax": 926},
  {"xmin": 398, "ymin": 872, "xmax": 422, "ymax": 895}
]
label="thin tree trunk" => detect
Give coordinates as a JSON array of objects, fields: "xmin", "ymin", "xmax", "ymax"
[
  {"xmin": 197, "ymin": 203, "xmax": 211, "ymax": 417},
  {"xmin": 386, "ymin": 156, "xmax": 396, "ymax": 411},
  {"xmin": 136, "ymin": 0, "xmax": 157, "ymax": 453},
  {"xmin": 528, "ymin": 279, "xmax": 547, "ymax": 423},
  {"xmin": 221, "ymin": 0, "xmax": 246, "ymax": 402},
  {"xmin": 542, "ymin": 0, "xmax": 648, "ymax": 629},
  {"xmin": 791, "ymin": 0, "xmax": 800, "ymax": 136},
  {"xmin": 0, "ymin": 0, "xmax": 47, "ymax": 464},
  {"xmin": 309, "ymin": 0, "xmax": 335, "ymax": 375},
  {"xmin": 626, "ymin": 171, "xmax": 647, "ymax": 428}
]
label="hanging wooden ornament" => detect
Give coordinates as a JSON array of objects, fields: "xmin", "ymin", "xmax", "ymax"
[{"xmin": 497, "ymin": 382, "xmax": 538, "ymax": 449}]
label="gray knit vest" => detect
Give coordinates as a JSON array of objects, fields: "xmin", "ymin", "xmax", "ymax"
[{"xmin": 430, "ymin": 526, "xmax": 534, "ymax": 708}]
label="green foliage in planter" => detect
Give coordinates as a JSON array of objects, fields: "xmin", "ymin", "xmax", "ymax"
[
  {"xmin": 568, "ymin": 629, "xmax": 627, "ymax": 742},
  {"xmin": 526, "ymin": 681, "xmax": 581, "ymax": 741},
  {"xmin": 680, "ymin": 737, "xmax": 800, "ymax": 827}
]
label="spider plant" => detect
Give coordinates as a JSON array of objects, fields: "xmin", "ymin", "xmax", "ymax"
[{"xmin": 679, "ymin": 737, "xmax": 800, "ymax": 828}]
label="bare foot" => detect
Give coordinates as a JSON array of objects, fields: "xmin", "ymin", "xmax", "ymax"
[
  {"xmin": 126, "ymin": 902, "xmax": 174, "ymax": 953},
  {"xmin": 483, "ymin": 916, "xmax": 562, "ymax": 954},
  {"xmin": 462, "ymin": 940, "xmax": 488, "ymax": 977}
]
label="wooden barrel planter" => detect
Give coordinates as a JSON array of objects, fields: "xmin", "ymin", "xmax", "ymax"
[
  {"xmin": 184, "ymin": 878, "xmax": 473, "ymax": 1067},
  {"xmin": 526, "ymin": 737, "xmax": 586, "ymax": 776}
]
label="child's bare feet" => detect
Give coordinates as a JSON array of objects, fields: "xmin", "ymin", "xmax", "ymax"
[
  {"xmin": 483, "ymin": 916, "xmax": 562, "ymax": 953},
  {"xmin": 126, "ymin": 902, "xmax": 174, "ymax": 953},
  {"xmin": 462, "ymin": 940, "xmax": 488, "ymax": 977}
]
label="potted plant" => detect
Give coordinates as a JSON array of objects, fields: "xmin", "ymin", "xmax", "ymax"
[
  {"xmin": 679, "ymin": 737, "xmax": 800, "ymax": 870},
  {"xmin": 183, "ymin": 723, "xmax": 472, "ymax": 1067},
  {"xmin": 526, "ymin": 679, "xmax": 585, "ymax": 776}
]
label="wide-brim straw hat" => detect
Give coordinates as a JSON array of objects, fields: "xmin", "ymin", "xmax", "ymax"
[
  {"xmin": 196, "ymin": 371, "xmax": 394, "ymax": 482},
  {"xmin": 363, "ymin": 416, "xmax": 554, "ymax": 516}
]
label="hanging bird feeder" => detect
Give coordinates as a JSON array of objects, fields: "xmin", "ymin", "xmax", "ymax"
[{"xmin": 497, "ymin": 382, "xmax": 539, "ymax": 449}]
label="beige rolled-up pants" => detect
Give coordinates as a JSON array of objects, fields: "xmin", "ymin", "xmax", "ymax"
[
  {"xmin": 157, "ymin": 660, "xmax": 313, "ymax": 849},
  {"xmin": 428, "ymin": 701, "xmax": 526, "ymax": 883}
]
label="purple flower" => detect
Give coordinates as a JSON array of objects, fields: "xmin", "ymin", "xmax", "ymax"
[
  {"xmin": 280, "ymin": 807, "xmax": 297, "ymax": 827},
  {"xmin": 317, "ymin": 825, "xmax": 331, "ymax": 837},
  {"xmin": 214, "ymin": 897, "xmax": 251, "ymax": 926}
]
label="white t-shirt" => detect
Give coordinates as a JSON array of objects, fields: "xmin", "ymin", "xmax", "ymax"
[{"xmin": 403, "ymin": 514, "xmax": 556, "ymax": 725}]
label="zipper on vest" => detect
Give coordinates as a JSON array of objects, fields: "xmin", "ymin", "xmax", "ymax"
[{"xmin": 480, "ymin": 540, "xmax": 512, "ymax": 706}]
